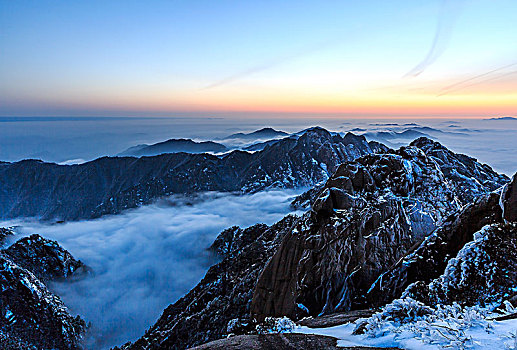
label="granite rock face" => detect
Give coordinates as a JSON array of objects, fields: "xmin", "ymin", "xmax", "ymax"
[
  {"xmin": 0, "ymin": 129, "xmax": 381, "ymax": 221},
  {"xmin": 250, "ymin": 140, "xmax": 507, "ymax": 321},
  {"xmin": 0, "ymin": 233, "xmax": 88, "ymax": 350}
]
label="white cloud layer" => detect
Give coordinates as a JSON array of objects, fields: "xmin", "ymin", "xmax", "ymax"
[{"xmin": 1, "ymin": 190, "xmax": 304, "ymax": 349}]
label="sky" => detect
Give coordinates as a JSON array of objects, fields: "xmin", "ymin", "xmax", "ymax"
[{"xmin": 0, "ymin": 0, "xmax": 516, "ymax": 118}]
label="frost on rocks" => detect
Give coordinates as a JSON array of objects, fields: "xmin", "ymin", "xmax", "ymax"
[
  {"xmin": 0, "ymin": 232, "xmax": 88, "ymax": 349},
  {"xmin": 366, "ymin": 191, "xmax": 504, "ymax": 308},
  {"xmin": 404, "ymin": 223, "xmax": 517, "ymax": 307},
  {"xmin": 256, "ymin": 317, "xmax": 297, "ymax": 334},
  {"xmin": 351, "ymin": 297, "xmax": 517, "ymax": 350},
  {"xmin": 252, "ymin": 139, "xmax": 507, "ymax": 322}
]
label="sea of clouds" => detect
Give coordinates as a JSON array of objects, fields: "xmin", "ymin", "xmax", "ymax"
[
  {"xmin": 1, "ymin": 189, "xmax": 304, "ymax": 349},
  {"xmin": 1, "ymin": 116, "xmax": 516, "ymax": 175}
]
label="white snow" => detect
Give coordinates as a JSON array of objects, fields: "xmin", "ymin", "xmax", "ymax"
[{"xmin": 296, "ymin": 300, "xmax": 517, "ymax": 349}]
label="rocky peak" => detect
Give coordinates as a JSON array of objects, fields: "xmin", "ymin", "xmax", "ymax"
[
  {"xmin": 121, "ymin": 140, "xmax": 511, "ymax": 349},
  {"xmin": 251, "ymin": 140, "xmax": 508, "ymax": 322},
  {"xmin": 0, "ymin": 231, "xmax": 89, "ymax": 349},
  {"xmin": 4, "ymin": 234, "xmax": 90, "ymax": 282}
]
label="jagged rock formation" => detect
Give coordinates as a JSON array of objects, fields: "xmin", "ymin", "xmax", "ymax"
[
  {"xmin": 122, "ymin": 138, "xmax": 507, "ymax": 350},
  {"xmin": 410, "ymin": 138, "xmax": 507, "ymax": 205},
  {"xmin": 389, "ymin": 172, "xmax": 517, "ymax": 307},
  {"xmin": 0, "ymin": 232, "xmax": 88, "ymax": 349},
  {"xmin": 4, "ymin": 234, "xmax": 91, "ymax": 282},
  {"xmin": 250, "ymin": 138, "xmax": 507, "ymax": 321},
  {"xmin": 0, "ymin": 129, "xmax": 381, "ymax": 221}
]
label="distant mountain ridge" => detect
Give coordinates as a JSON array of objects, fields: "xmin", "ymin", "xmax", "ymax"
[
  {"xmin": 486, "ymin": 116, "xmax": 517, "ymax": 120},
  {"xmin": 221, "ymin": 127, "xmax": 289, "ymax": 140},
  {"xmin": 118, "ymin": 139, "xmax": 228, "ymax": 157},
  {"xmin": 0, "ymin": 128, "xmax": 384, "ymax": 221}
]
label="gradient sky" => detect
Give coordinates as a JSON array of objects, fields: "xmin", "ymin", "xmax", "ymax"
[{"xmin": 1, "ymin": 0, "xmax": 516, "ymax": 117}]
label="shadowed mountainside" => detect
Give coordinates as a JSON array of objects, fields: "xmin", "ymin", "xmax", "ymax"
[{"xmin": 0, "ymin": 128, "xmax": 384, "ymax": 221}]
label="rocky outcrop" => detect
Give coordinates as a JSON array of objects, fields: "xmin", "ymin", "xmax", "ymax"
[
  {"xmin": 410, "ymin": 137, "xmax": 507, "ymax": 204},
  {"xmin": 357, "ymin": 171, "xmax": 517, "ymax": 318},
  {"xmin": 250, "ymin": 140, "xmax": 507, "ymax": 321},
  {"xmin": 252, "ymin": 197, "xmax": 412, "ymax": 320},
  {"xmin": 0, "ymin": 129, "xmax": 380, "ymax": 221},
  {"xmin": 209, "ymin": 224, "xmax": 269, "ymax": 259},
  {"xmin": 0, "ymin": 233, "xmax": 88, "ymax": 349},
  {"xmin": 396, "ymin": 173, "xmax": 517, "ymax": 307},
  {"xmin": 187, "ymin": 333, "xmax": 340, "ymax": 350},
  {"xmin": 298, "ymin": 309, "xmax": 375, "ymax": 328},
  {"xmin": 4, "ymin": 234, "xmax": 91, "ymax": 282},
  {"xmin": 0, "ymin": 228, "xmax": 14, "ymax": 245}
]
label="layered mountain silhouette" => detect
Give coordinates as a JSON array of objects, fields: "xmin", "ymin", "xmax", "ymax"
[
  {"xmin": 220, "ymin": 127, "xmax": 289, "ymax": 141},
  {"xmin": 118, "ymin": 139, "xmax": 228, "ymax": 157},
  {"xmin": 0, "ymin": 128, "xmax": 383, "ymax": 221},
  {"xmin": 117, "ymin": 136, "xmax": 510, "ymax": 350}
]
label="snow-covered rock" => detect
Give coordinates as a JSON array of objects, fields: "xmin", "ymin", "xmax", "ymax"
[
  {"xmin": 0, "ymin": 233, "xmax": 88, "ymax": 349},
  {"xmin": 404, "ymin": 223, "xmax": 517, "ymax": 307},
  {"xmin": 251, "ymin": 140, "xmax": 507, "ymax": 321}
]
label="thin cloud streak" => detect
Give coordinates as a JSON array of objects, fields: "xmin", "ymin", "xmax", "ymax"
[
  {"xmin": 405, "ymin": 0, "xmax": 468, "ymax": 78},
  {"xmin": 201, "ymin": 41, "xmax": 336, "ymax": 90},
  {"xmin": 437, "ymin": 62, "xmax": 517, "ymax": 96}
]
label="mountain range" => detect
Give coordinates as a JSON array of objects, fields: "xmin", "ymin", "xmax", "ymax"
[
  {"xmin": 0, "ymin": 126, "xmax": 515, "ymax": 350},
  {"xmin": 0, "ymin": 128, "xmax": 385, "ymax": 221},
  {"xmin": 118, "ymin": 139, "xmax": 228, "ymax": 157}
]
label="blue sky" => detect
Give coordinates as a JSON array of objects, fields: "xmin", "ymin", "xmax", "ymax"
[{"xmin": 1, "ymin": 0, "xmax": 516, "ymax": 117}]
